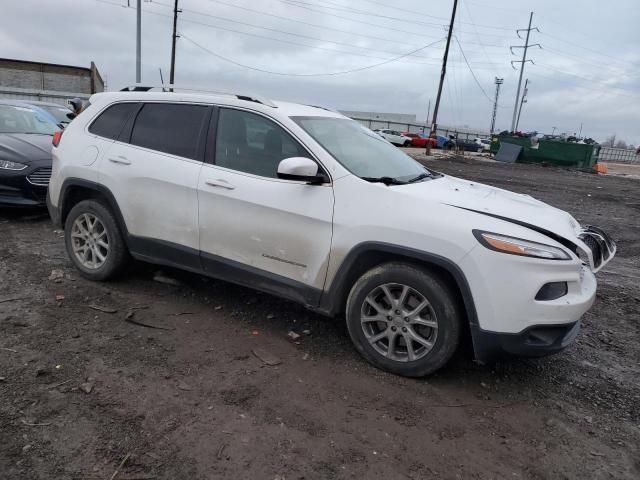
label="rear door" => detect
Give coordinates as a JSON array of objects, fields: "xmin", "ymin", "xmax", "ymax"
[
  {"xmin": 196, "ymin": 107, "xmax": 334, "ymax": 305},
  {"xmin": 98, "ymin": 102, "xmax": 211, "ymax": 268}
]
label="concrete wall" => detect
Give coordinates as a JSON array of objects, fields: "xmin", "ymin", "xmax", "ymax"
[{"xmin": 0, "ymin": 58, "xmax": 103, "ymax": 105}]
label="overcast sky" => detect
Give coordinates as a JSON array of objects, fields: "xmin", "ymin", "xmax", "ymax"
[{"xmin": 2, "ymin": 0, "xmax": 638, "ymax": 144}]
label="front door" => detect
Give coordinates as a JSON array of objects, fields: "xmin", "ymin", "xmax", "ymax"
[{"xmin": 197, "ymin": 107, "xmax": 334, "ymax": 306}]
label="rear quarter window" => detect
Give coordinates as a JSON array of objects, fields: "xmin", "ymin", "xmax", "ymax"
[{"xmin": 88, "ymin": 103, "xmax": 139, "ymax": 140}]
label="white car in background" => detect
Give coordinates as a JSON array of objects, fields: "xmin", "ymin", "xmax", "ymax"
[
  {"xmin": 373, "ymin": 128, "xmax": 412, "ymax": 147},
  {"xmin": 474, "ymin": 138, "xmax": 491, "ymax": 152},
  {"xmin": 47, "ymin": 86, "xmax": 615, "ymax": 377}
]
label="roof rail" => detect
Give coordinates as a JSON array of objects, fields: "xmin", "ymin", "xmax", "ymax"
[{"xmin": 118, "ymin": 84, "xmax": 277, "ymax": 108}]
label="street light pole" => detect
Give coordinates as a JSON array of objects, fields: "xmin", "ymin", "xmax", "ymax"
[{"xmin": 136, "ymin": 0, "xmax": 141, "ymax": 83}]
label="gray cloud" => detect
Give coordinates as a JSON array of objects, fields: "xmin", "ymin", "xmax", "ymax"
[{"xmin": 1, "ymin": 0, "xmax": 638, "ymax": 143}]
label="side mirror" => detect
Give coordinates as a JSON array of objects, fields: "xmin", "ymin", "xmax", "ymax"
[{"xmin": 277, "ymin": 157, "xmax": 324, "ymax": 183}]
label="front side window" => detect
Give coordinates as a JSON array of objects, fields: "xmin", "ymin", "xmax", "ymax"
[
  {"xmin": 89, "ymin": 103, "xmax": 138, "ymax": 140},
  {"xmin": 130, "ymin": 103, "xmax": 209, "ymax": 159},
  {"xmin": 215, "ymin": 108, "xmax": 308, "ymax": 178},
  {"xmin": 0, "ymin": 105, "xmax": 57, "ymax": 135},
  {"xmin": 292, "ymin": 117, "xmax": 429, "ymax": 181}
]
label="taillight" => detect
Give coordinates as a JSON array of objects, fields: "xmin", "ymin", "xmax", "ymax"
[{"xmin": 52, "ymin": 130, "xmax": 63, "ymax": 147}]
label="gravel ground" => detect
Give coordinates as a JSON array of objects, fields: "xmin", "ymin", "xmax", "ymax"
[{"xmin": 1, "ymin": 155, "xmax": 638, "ymax": 479}]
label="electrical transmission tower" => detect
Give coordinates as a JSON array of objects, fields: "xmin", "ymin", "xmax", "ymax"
[
  {"xmin": 490, "ymin": 77, "xmax": 503, "ymax": 134},
  {"xmin": 510, "ymin": 12, "xmax": 540, "ymax": 132},
  {"xmin": 515, "ymin": 78, "xmax": 529, "ymax": 132}
]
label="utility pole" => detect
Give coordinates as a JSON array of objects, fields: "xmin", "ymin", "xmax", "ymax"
[
  {"xmin": 490, "ymin": 77, "xmax": 503, "ymax": 134},
  {"xmin": 169, "ymin": 0, "xmax": 181, "ymax": 87},
  {"xmin": 426, "ymin": 98, "xmax": 431, "ymax": 132},
  {"xmin": 136, "ymin": 0, "xmax": 141, "ymax": 83},
  {"xmin": 429, "ymin": 0, "xmax": 458, "ymax": 143},
  {"xmin": 510, "ymin": 12, "xmax": 540, "ymax": 132},
  {"xmin": 515, "ymin": 78, "xmax": 529, "ymax": 132},
  {"xmin": 578, "ymin": 122, "xmax": 583, "ymax": 138}
]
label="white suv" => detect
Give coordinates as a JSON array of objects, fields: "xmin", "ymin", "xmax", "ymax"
[
  {"xmin": 373, "ymin": 129, "xmax": 412, "ymax": 147},
  {"xmin": 47, "ymin": 87, "xmax": 616, "ymax": 377}
]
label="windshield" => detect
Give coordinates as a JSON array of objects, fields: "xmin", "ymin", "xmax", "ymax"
[
  {"xmin": 41, "ymin": 105, "xmax": 73, "ymax": 125},
  {"xmin": 0, "ymin": 105, "xmax": 57, "ymax": 135},
  {"xmin": 292, "ymin": 116, "xmax": 428, "ymax": 181}
]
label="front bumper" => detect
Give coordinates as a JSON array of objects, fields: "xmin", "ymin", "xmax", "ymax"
[
  {"xmin": 471, "ymin": 320, "xmax": 580, "ymax": 363},
  {"xmin": 0, "ymin": 166, "xmax": 49, "ymax": 207}
]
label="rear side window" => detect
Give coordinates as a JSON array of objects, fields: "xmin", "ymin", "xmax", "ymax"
[
  {"xmin": 130, "ymin": 103, "xmax": 209, "ymax": 160},
  {"xmin": 88, "ymin": 103, "xmax": 138, "ymax": 140}
]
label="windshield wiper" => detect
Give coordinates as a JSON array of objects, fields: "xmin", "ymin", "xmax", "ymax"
[
  {"xmin": 361, "ymin": 176, "xmax": 408, "ymax": 186},
  {"xmin": 407, "ymin": 172, "xmax": 433, "ymax": 183}
]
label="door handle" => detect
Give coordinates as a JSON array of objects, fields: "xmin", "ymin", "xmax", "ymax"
[
  {"xmin": 205, "ymin": 179, "xmax": 235, "ymax": 190},
  {"xmin": 108, "ymin": 156, "xmax": 131, "ymax": 165}
]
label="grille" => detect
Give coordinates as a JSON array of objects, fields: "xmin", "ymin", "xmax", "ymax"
[
  {"xmin": 579, "ymin": 226, "xmax": 615, "ymax": 270},
  {"xmin": 27, "ymin": 167, "xmax": 52, "ymax": 186}
]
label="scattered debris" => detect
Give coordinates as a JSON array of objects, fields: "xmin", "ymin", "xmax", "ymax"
[
  {"xmin": 48, "ymin": 269, "xmax": 64, "ymax": 281},
  {"xmin": 216, "ymin": 443, "xmax": 227, "ymax": 459},
  {"xmin": 252, "ymin": 348, "xmax": 282, "ymax": 366},
  {"xmin": 251, "ymin": 330, "xmax": 259, "ymax": 336},
  {"xmin": 55, "ymin": 294, "xmax": 65, "ymax": 302},
  {"xmin": 22, "ymin": 444, "xmax": 32, "ymax": 453},
  {"xmin": 266, "ymin": 313, "xmax": 275, "ymax": 319},
  {"xmin": 0, "ymin": 376, "xmax": 6, "ymax": 382},
  {"xmin": 302, "ymin": 353, "xmax": 310, "ymax": 361},
  {"xmin": 109, "ymin": 452, "xmax": 131, "ymax": 480},
  {"xmin": 79, "ymin": 382, "xmax": 94, "ymax": 394},
  {"xmin": 589, "ymin": 451, "xmax": 605, "ymax": 457},
  {"xmin": 1, "ymin": 347, "xmax": 18, "ymax": 353},
  {"xmin": 177, "ymin": 381, "xmax": 193, "ymax": 391},
  {"xmin": 125, "ymin": 312, "xmax": 174, "ymax": 330},
  {"xmin": 0, "ymin": 296, "xmax": 27, "ymax": 304},
  {"xmin": 35, "ymin": 366, "xmax": 49, "ymax": 376},
  {"xmin": 214, "ymin": 306, "xmax": 223, "ymax": 311},
  {"xmin": 171, "ymin": 311, "xmax": 193, "ymax": 316},
  {"xmin": 89, "ymin": 304, "xmax": 118, "ymax": 314},
  {"xmin": 48, "ymin": 379, "xmax": 73, "ymax": 389},
  {"xmin": 21, "ymin": 419, "xmax": 51, "ymax": 427},
  {"xmin": 153, "ymin": 272, "xmax": 182, "ymax": 286},
  {"xmin": 287, "ymin": 331, "xmax": 301, "ymax": 341},
  {"xmin": 302, "ymin": 329, "xmax": 311, "ymax": 335}
]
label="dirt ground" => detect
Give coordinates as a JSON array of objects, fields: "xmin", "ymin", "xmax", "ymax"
[{"xmin": 1, "ymin": 155, "xmax": 639, "ymax": 480}]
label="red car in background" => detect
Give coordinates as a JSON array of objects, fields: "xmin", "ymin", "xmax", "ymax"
[{"xmin": 401, "ymin": 132, "xmax": 437, "ymax": 147}]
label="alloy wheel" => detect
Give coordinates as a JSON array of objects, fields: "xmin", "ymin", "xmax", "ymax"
[
  {"xmin": 360, "ymin": 283, "xmax": 438, "ymax": 362},
  {"xmin": 70, "ymin": 213, "xmax": 110, "ymax": 269}
]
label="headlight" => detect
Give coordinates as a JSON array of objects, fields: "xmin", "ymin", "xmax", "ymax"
[
  {"xmin": 0, "ymin": 160, "xmax": 27, "ymax": 171},
  {"xmin": 473, "ymin": 230, "xmax": 571, "ymax": 260}
]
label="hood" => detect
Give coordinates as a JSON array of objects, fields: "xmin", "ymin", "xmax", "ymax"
[
  {"xmin": 0, "ymin": 133, "xmax": 52, "ymax": 166},
  {"xmin": 405, "ymin": 175, "xmax": 582, "ymax": 241}
]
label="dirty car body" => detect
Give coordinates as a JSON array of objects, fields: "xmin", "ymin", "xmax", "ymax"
[{"xmin": 47, "ymin": 89, "xmax": 615, "ymax": 376}]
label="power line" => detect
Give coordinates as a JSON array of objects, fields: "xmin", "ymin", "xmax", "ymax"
[
  {"xmin": 284, "ymin": 0, "xmax": 515, "ymax": 35},
  {"xmin": 151, "ymin": 1, "xmax": 447, "ymax": 60},
  {"xmin": 454, "ymin": 36, "xmax": 493, "ymax": 103},
  {"xmin": 200, "ymin": 0, "xmax": 437, "ymax": 49},
  {"xmin": 461, "ymin": 0, "xmax": 499, "ymax": 77},
  {"xmin": 181, "ymin": 33, "xmax": 446, "ymax": 76},
  {"xmin": 276, "ymin": 0, "xmax": 509, "ymax": 43}
]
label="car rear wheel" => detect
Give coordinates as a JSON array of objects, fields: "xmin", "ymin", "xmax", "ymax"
[
  {"xmin": 345, "ymin": 263, "xmax": 462, "ymax": 377},
  {"xmin": 64, "ymin": 199, "xmax": 129, "ymax": 281}
]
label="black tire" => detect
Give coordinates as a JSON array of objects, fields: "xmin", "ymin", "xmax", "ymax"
[
  {"xmin": 345, "ymin": 262, "xmax": 462, "ymax": 377},
  {"xmin": 403, "ymin": 140, "xmax": 411, "ymax": 147},
  {"xmin": 64, "ymin": 199, "xmax": 130, "ymax": 281}
]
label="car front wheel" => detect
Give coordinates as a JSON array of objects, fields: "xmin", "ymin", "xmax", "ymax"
[
  {"xmin": 345, "ymin": 263, "xmax": 462, "ymax": 377},
  {"xmin": 64, "ymin": 199, "xmax": 130, "ymax": 281}
]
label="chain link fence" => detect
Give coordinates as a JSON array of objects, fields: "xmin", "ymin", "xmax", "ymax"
[
  {"xmin": 599, "ymin": 147, "xmax": 640, "ymax": 164},
  {"xmin": 349, "ymin": 117, "xmax": 490, "ymax": 141}
]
